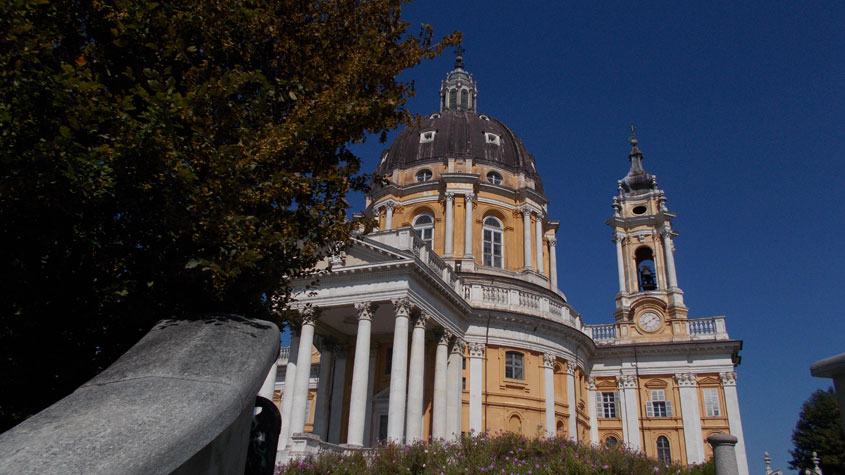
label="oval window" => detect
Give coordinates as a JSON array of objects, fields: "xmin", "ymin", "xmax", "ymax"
[
  {"xmin": 415, "ymin": 169, "xmax": 433, "ymax": 183},
  {"xmin": 487, "ymin": 171, "xmax": 503, "ymax": 185},
  {"xmin": 632, "ymin": 205, "xmax": 647, "ymax": 215}
]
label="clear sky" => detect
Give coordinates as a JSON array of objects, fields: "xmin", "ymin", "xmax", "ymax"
[{"xmin": 342, "ymin": 1, "xmax": 845, "ymax": 472}]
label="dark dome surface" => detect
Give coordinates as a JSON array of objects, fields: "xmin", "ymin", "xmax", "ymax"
[{"xmin": 376, "ymin": 110, "xmax": 544, "ymax": 194}]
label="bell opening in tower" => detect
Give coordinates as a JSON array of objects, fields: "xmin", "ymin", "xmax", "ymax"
[{"xmin": 635, "ymin": 246, "xmax": 657, "ymax": 291}]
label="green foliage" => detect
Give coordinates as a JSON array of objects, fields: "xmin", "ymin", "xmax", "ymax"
[
  {"xmin": 276, "ymin": 433, "xmax": 715, "ymax": 474},
  {"xmin": 0, "ymin": 0, "xmax": 459, "ymax": 430},
  {"xmin": 789, "ymin": 387, "xmax": 845, "ymax": 473}
]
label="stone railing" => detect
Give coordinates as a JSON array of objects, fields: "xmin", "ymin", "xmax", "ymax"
[
  {"xmin": 463, "ymin": 283, "xmax": 584, "ymax": 331},
  {"xmin": 589, "ymin": 324, "xmax": 617, "ymax": 342},
  {"xmin": 689, "ymin": 316, "xmax": 728, "ymax": 339},
  {"xmin": 279, "ymin": 346, "xmax": 291, "ymax": 362},
  {"xmin": 365, "ymin": 228, "xmax": 461, "ymax": 294},
  {"xmin": 0, "ymin": 315, "xmax": 279, "ymax": 474},
  {"xmin": 585, "ymin": 316, "xmax": 730, "ymax": 345}
]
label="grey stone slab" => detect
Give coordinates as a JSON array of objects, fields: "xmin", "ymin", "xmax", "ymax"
[{"xmin": 0, "ymin": 315, "xmax": 279, "ymax": 475}]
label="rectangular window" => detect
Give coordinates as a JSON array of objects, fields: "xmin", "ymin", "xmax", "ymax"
[
  {"xmin": 597, "ymin": 391, "xmax": 619, "ymax": 418},
  {"xmin": 385, "ymin": 347, "xmax": 392, "ymax": 375},
  {"xmin": 462, "ymin": 377, "xmax": 466, "ymax": 390},
  {"xmin": 462, "ymin": 357, "xmax": 467, "ymax": 370},
  {"xmin": 646, "ymin": 389, "xmax": 673, "ymax": 418},
  {"xmin": 703, "ymin": 388, "xmax": 721, "ymax": 417},
  {"xmin": 505, "ymin": 351, "xmax": 524, "ymax": 380}
]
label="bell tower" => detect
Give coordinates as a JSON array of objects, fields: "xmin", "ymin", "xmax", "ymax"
[{"xmin": 606, "ymin": 131, "xmax": 688, "ymax": 341}]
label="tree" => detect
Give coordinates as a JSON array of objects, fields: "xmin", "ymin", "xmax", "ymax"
[
  {"xmin": 789, "ymin": 388, "xmax": 845, "ymax": 473},
  {"xmin": 0, "ymin": 0, "xmax": 459, "ymax": 431}
]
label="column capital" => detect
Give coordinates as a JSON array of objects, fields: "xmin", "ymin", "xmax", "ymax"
[
  {"xmin": 435, "ymin": 329, "xmax": 453, "ymax": 346},
  {"xmin": 545, "ymin": 235, "xmax": 557, "ymax": 246},
  {"xmin": 444, "ymin": 191, "xmax": 455, "ymax": 201},
  {"xmin": 520, "ymin": 205, "xmax": 533, "ymax": 218},
  {"xmin": 587, "ymin": 377, "xmax": 597, "ymax": 391},
  {"xmin": 617, "ymin": 374, "xmax": 637, "ymax": 389},
  {"xmin": 411, "ymin": 310, "xmax": 429, "ymax": 329},
  {"xmin": 565, "ymin": 358, "xmax": 577, "ymax": 375},
  {"xmin": 299, "ymin": 306, "xmax": 320, "ymax": 326},
  {"xmin": 450, "ymin": 337, "xmax": 466, "ymax": 355},
  {"xmin": 542, "ymin": 352, "xmax": 556, "ymax": 369},
  {"xmin": 719, "ymin": 371, "xmax": 737, "ymax": 386},
  {"xmin": 384, "ymin": 200, "xmax": 396, "ymax": 211},
  {"xmin": 659, "ymin": 222, "xmax": 673, "ymax": 237},
  {"xmin": 354, "ymin": 302, "xmax": 378, "ymax": 321},
  {"xmin": 391, "ymin": 297, "xmax": 413, "ymax": 317},
  {"xmin": 611, "ymin": 231, "xmax": 627, "ymax": 243},
  {"xmin": 674, "ymin": 372, "xmax": 698, "ymax": 388},
  {"xmin": 468, "ymin": 342, "xmax": 485, "ymax": 358},
  {"xmin": 463, "ymin": 191, "xmax": 476, "ymax": 202}
]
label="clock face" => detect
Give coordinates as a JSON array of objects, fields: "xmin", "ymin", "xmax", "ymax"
[{"xmin": 638, "ymin": 311, "xmax": 661, "ymax": 332}]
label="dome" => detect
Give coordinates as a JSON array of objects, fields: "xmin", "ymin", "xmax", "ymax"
[{"xmin": 375, "ymin": 110, "xmax": 545, "ymax": 195}]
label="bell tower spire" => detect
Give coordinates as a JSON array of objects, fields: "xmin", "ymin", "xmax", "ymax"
[
  {"xmin": 606, "ymin": 133, "xmax": 688, "ymax": 341},
  {"xmin": 440, "ymin": 47, "xmax": 478, "ymax": 113}
]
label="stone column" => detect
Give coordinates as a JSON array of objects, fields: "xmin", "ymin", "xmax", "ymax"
[
  {"xmin": 468, "ymin": 342, "xmax": 485, "ymax": 433},
  {"xmin": 661, "ymin": 224, "xmax": 678, "ymax": 289},
  {"xmin": 613, "ymin": 232, "xmax": 627, "ymax": 293},
  {"xmin": 444, "ymin": 192, "xmax": 455, "ymax": 256},
  {"xmin": 543, "ymin": 353, "xmax": 556, "ymax": 437},
  {"xmin": 565, "ymin": 359, "xmax": 577, "ymax": 441},
  {"xmin": 587, "ymin": 377, "xmax": 599, "ymax": 444},
  {"xmin": 278, "ymin": 330, "xmax": 300, "ymax": 449},
  {"xmin": 432, "ymin": 330, "xmax": 451, "ymax": 439},
  {"xmin": 618, "ymin": 374, "xmax": 641, "ymax": 450},
  {"xmin": 675, "ymin": 373, "xmax": 705, "ymax": 464},
  {"xmin": 387, "ymin": 298, "xmax": 412, "ymax": 442},
  {"xmin": 313, "ymin": 342, "xmax": 334, "ymax": 440},
  {"xmin": 464, "ymin": 193, "xmax": 475, "ymax": 256},
  {"xmin": 384, "ymin": 202, "xmax": 395, "ymax": 230},
  {"xmin": 446, "ymin": 337, "xmax": 466, "ymax": 439},
  {"xmin": 363, "ymin": 348, "xmax": 377, "ymax": 446},
  {"xmin": 327, "ymin": 346, "xmax": 347, "ymax": 444},
  {"xmin": 289, "ymin": 312, "xmax": 317, "ymax": 437},
  {"xmin": 707, "ymin": 434, "xmax": 740, "ymax": 475},
  {"xmin": 535, "ymin": 215, "xmax": 544, "ymax": 274},
  {"xmin": 547, "ymin": 236, "xmax": 558, "ymax": 289},
  {"xmin": 347, "ymin": 303, "xmax": 376, "ymax": 446},
  {"xmin": 720, "ymin": 372, "xmax": 749, "ymax": 475},
  {"xmin": 522, "ymin": 207, "xmax": 533, "ymax": 269},
  {"xmin": 405, "ymin": 311, "xmax": 429, "ymax": 443},
  {"xmin": 258, "ymin": 358, "xmax": 278, "ymax": 402}
]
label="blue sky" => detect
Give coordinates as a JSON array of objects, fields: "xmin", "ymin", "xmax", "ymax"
[{"xmin": 334, "ymin": 1, "xmax": 845, "ymax": 472}]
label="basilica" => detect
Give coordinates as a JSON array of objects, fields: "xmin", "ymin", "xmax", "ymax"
[{"xmin": 269, "ymin": 56, "xmax": 748, "ymax": 474}]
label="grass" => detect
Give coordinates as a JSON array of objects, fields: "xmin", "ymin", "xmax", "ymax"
[{"xmin": 275, "ymin": 431, "xmax": 715, "ymax": 474}]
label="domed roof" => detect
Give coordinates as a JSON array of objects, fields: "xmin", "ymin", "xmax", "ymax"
[{"xmin": 375, "ymin": 110, "xmax": 544, "ymax": 194}]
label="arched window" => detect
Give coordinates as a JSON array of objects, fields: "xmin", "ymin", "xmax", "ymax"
[
  {"xmin": 656, "ymin": 436, "xmax": 671, "ymax": 463},
  {"xmin": 415, "ymin": 169, "xmax": 432, "ymax": 183},
  {"xmin": 604, "ymin": 436, "xmax": 619, "ymax": 448},
  {"xmin": 635, "ymin": 246, "xmax": 657, "ymax": 291},
  {"xmin": 483, "ymin": 216, "xmax": 504, "ymax": 268},
  {"xmin": 413, "ymin": 214, "xmax": 434, "ymax": 248},
  {"xmin": 460, "ymin": 89, "xmax": 468, "ymax": 109},
  {"xmin": 504, "ymin": 351, "xmax": 524, "ymax": 380},
  {"xmin": 449, "ymin": 89, "xmax": 457, "ymax": 108},
  {"xmin": 508, "ymin": 414, "xmax": 522, "ymax": 434},
  {"xmin": 486, "ymin": 171, "xmax": 503, "ymax": 185}
]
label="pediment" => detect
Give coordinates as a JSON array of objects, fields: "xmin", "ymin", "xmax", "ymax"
[
  {"xmin": 697, "ymin": 376, "xmax": 721, "ymax": 386},
  {"xmin": 644, "ymin": 378, "xmax": 668, "ymax": 389},
  {"xmin": 596, "ymin": 379, "xmax": 619, "ymax": 389}
]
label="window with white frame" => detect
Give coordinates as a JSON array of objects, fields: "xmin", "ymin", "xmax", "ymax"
[
  {"xmin": 419, "ymin": 131, "xmax": 436, "ymax": 143},
  {"xmin": 483, "ymin": 216, "xmax": 503, "ymax": 268},
  {"xmin": 504, "ymin": 351, "xmax": 524, "ymax": 380},
  {"xmin": 415, "ymin": 169, "xmax": 433, "ymax": 183},
  {"xmin": 598, "ymin": 391, "xmax": 620, "ymax": 418},
  {"xmin": 413, "ymin": 214, "xmax": 434, "ymax": 248},
  {"xmin": 703, "ymin": 388, "xmax": 721, "ymax": 417},
  {"xmin": 645, "ymin": 389, "xmax": 673, "ymax": 418},
  {"xmin": 485, "ymin": 132, "xmax": 501, "ymax": 145},
  {"xmin": 486, "ymin": 171, "xmax": 503, "ymax": 185},
  {"xmin": 656, "ymin": 436, "xmax": 671, "ymax": 462}
]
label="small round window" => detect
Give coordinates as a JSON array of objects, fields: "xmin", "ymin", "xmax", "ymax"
[
  {"xmin": 632, "ymin": 205, "xmax": 647, "ymax": 215},
  {"xmin": 415, "ymin": 169, "xmax": 433, "ymax": 183},
  {"xmin": 487, "ymin": 171, "xmax": 503, "ymax": 185}
]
